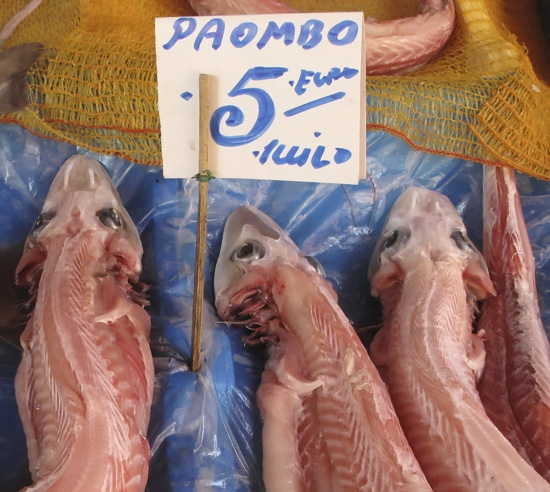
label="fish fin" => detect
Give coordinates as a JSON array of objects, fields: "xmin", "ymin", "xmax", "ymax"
[
  {"xmin": 15, "ymin": 243, "xmax": 47, "ymax": 290},
  {"xmin": 370, "ymin": 260, "xmax": 403, "ymax": 298},
  {"xmin": 94, "ymin": 276, "xmax": 133, "ymax": 324},
  {"xmin": 272, "ymin": 341, "xmax": 324, "ymax": 395},
  {"xmin": 277, "ymin": 369, "xmax": 324, "ymax": 395},
  {"xmin": 256, "ymin": 370, "xmax": 304, "ymax": 490},
  {"xmin": 0, "ymin": 42, "xmax": 43, "ymax": 113},
  {"xmin": 464, "ymin": 258, "xmax": 496, "ymax": 300},
  {"xmin": 466, "ymin": 332, "xmax": 486, "ymax": 382},
  {"xmin": 369, "ymin": 326, "xmax": 390, "ymax": 367},
  {"xmin": 14, "ymin": 351, "xmax": 40, "ymax": 481}
]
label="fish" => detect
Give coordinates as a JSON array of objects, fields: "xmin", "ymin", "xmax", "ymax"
[
  {"xmin": 14, "ymin": 155, "xmax": 154, "ymax": 492},
  {"xmin": 367, "ymin": 187, "xmax": 550, "ymax": 491},
  {"xmin": 477, "ymin": 165, "xmax": 550, "ymax": 482},
  {"xmin": 188, "ymin": 0, "xmax": 297, "ymax": 15},
  {"xmin": 187, "ymin": 0, "xmax": 455, "ymax": 75},
  {"xmin": 0, "ymin": 0, "xmax": 44, "ymax": 113},
  {"xmin": 214, "ymin": 204, "xmax": 432, "ymax": 492},
  {"xmin": 0, "ymin": 42, "xmax": 43, "ymax": 113},
  {"xmin": 364, "ymin": 0, "xmax": 455, "ymax": 75}
]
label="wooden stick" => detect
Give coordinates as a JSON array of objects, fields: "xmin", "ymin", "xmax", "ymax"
[{"xmin": 191, "ymin": 74, "xmax": 210, "ymax": 372}]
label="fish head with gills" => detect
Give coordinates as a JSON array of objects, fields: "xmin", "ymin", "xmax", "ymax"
[
  {"xmin": 214, "ymin": 204, "xmax": 331, "ymax": 342},
  {"xmin": 368, "ymin": 187, "xmax": 496, "ymax": 301},
  {"xmin": 15, "ymin": 155, "xmax": 143, "ymax": 291}
]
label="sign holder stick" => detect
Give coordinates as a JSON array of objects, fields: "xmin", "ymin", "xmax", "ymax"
[{"xmin": 191, "ymin": 73, "xmax": 213, "ymax": 372}]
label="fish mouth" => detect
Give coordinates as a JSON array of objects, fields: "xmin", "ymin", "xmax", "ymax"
[{"xmin": 218, "ymin": 284, "xmax": 280, "ymax": 346}]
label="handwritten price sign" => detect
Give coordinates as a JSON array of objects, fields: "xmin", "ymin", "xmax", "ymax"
[{"xmin": 155, "ymin": 13, "xmax": 366, "ymax": 184}]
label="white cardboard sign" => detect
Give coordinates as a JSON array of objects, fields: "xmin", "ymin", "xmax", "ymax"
[{"xmin": 155, "ymin": 13, "xmax": 365, "ymax": 184}]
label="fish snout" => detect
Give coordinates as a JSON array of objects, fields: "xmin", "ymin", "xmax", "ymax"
[
  {"xmin": 61, "ymin": 155, "xmax": 105, "ymax": 192},
  {"xmin": 424, "ymin": 242, "xmax": 450, "ymax": 262},
  {"xmin": 65, "ymin": 206, "xmax": 85, "ymax": 236}
]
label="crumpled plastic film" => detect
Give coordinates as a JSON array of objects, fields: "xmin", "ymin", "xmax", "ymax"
[
  {"xmin": 0, "ymin": 0, "xmax": 549, "ymax": 177},
  {"xmin": 1, "ymin": 123, "xmax": 550, "ymax": 491}
]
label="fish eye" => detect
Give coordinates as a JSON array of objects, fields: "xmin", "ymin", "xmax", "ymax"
[
  {"xmin": 305, "ymin": 255, "xmax": 326, "ymax": 278},
  {"xmin": 381, "ymin": 229, "xmax": 410, "ymax": 254},
  {"xmin": 451, "ymin": 230, "xmax": 472, "ymax": 252},
  {"xmin": 31, "ymin": 212, "xmax": 55, "ymax": 237},
  {"xmin": 232, "ymin": 241, "xmax": 264, "ymax": 262},
  {"xmin": 96, "ymin": 208, "xmax": 124, "ymax": 230},
  {"xmin": 384, "ymin": 230, "xmax": 399, "ymax": 250}
]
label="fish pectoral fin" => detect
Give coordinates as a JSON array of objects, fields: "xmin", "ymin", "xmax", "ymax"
[
  {"xmin": 369, "ymin": 327, "xmax": 390, "ymax": 368},
  {"xmin": 466, "ymin": 332, "xmax": 486, "ymax": 382},
  {"xmin": 95, "ymin": 276, "xmax": 133, "ymax": 324},
  {"xmin": 464, "ymin": 259, "xmax": 497, "ymax": 300},
  {"xmin": 370, "ymin": 260, "xmax": 403, "ymax": 298},
  {"xmin": 278, "ymin": 370, "xmax": 324, "ymax": 395},
  {"xmin": 95, "ymin": 302, "xmax": 132, "ymax": 324}
]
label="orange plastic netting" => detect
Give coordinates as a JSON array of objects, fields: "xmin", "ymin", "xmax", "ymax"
[{"xmin": 0, "ymin": 0, "xmax": 549, "ymax": 177}]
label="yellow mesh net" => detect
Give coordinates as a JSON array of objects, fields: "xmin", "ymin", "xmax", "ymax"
[{"xmin": 1, "ymin": 0, "xmax": 549, "ymax": 177}]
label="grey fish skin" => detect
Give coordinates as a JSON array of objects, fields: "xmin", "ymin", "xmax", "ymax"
[{"xmin": 0, "ymin": 42, "xmax": 43, "ymax": 113}]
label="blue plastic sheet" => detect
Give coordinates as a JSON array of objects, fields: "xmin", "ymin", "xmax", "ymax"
[{"xmin": 1, "ymin": 123, "xmax": 550, "ymax": 491}]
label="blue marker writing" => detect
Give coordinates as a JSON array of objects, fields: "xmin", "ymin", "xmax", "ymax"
[
  {"xmin": 294, "ymin": 67, "xmax": 358, "ymax": 95},
  {"xmin": 256, "ymin": 22, "xmax": 295, "ymax": 49},
  {"xmin": 211, "ymin": 66, "xmax": 288, "ymax": 147},
  {"xmin": 163, "ymin": 17, "xmax": 197, "ymax": 50},
  {"xmin": 230, "ymin": 22, "xmax": 258, "ymax": 48},
  {"xmin": 297, "ymin": 19, "xmax": 324, "ymax": 50},
  {"xmin": 284, "ymin": 92, "xmax": 345, "ymax": 117},
  {"xmin": 162, "ymin": 17, "xmax": 359, "ymax": 51},
  {"xmin": 194, "ymin": 18, "xmax": 225, "ymax": 51},
  {"xmin": 328, "ymin": 20, "xmax": 359, "ymax": 46},
  {"xmin": 256, "ymin": 138, "xmax": 352, "ymax": 168}
]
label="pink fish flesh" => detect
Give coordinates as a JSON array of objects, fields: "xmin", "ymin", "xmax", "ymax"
[
  {"xmin": 214, "ymin": 205, "xmax": 432, "ymax": 492},
  {"xmin": 477, "ymin": 165, "xmax": 550, "ymax": 481},
  {"xmin": 368, "ymin": 187, "xmax": 550, "ymax": 491},
  {"xmin": 14, "ymin": 155, "xmax": 154, "ymax": 492},
  {"xmin": 187, "ymin": 0, "xmax": 455, "ymax": 75},
  {"xmin": 188, "ymin": 0, "xmax": 297, "ymax": 15}
]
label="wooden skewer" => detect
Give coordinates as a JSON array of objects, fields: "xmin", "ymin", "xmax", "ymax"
[{"xmin": 191, "ymin": 73, "xmax": 211, "ymax": 372}]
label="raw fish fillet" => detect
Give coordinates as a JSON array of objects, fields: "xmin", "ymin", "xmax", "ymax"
[
  {"xmin": 14, "ymin": 155, "xmax": 154, "ymax": 492},
  {"xmin": 187, "ymin": 0, "xmax": 455, "ymax": 75},
  {"xmin": 368, "ymin": 187, "xmax": 550, "ymax": 492},
  {"xmin": 214, "ymin": 205, "xmax": 432, "ymax": 492},
  {"xmin": 477, "ymin": 165, "xmax": 550, "ymax": 481}
]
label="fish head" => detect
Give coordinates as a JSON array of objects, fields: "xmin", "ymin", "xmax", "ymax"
[
  {"xmin": 16, "ymin": 155, "xmax": 142, "ymax": 287},
  {"xmin": 368, "ymin": 187, "xmax": 495, "ymax": 300},
  {"xmin": 214, "ymin": 205, "xmax": 328, "ymax": 323}
]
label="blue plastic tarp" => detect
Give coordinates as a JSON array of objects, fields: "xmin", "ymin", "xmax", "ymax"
[{"xmin": 1, "ymin": 123, "xmax": 549, "ymax": 491}]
